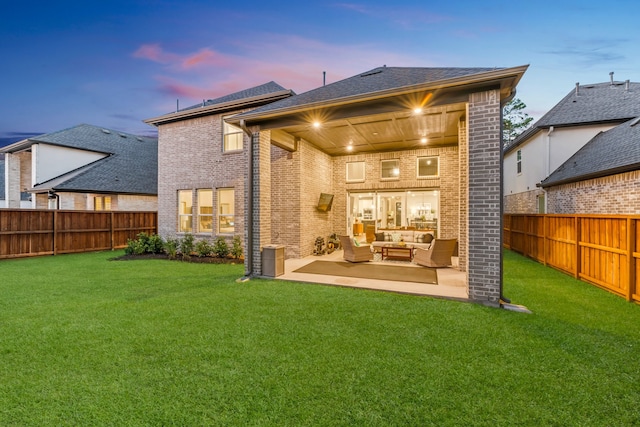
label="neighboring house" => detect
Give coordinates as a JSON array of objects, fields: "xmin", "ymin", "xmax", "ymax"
[
  {"xmin": 540, "ymin": 116, "xmax": 640, "ymax": 214},
  {"xmin": 504, "ymin": 75, "xmax": 640, "ymax": 213},
  {"xmin": 146, "ymin": 65, "xmax": 528, "ymax": 306},
  {"xmin": 1, "ymin": 124, "xmax": 158, "ymax": 211}
]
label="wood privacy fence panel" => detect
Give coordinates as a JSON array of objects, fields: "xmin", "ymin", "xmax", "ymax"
[
  {"xmin": 0, "ymin": 209, "xmax": 157, "ymax": 259},
  {"xmin": 504, "ymin": 214, "xmax": 640, "ymax": 302}
]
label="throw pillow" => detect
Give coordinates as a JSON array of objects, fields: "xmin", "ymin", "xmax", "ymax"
[
  {"xmin": 391, "ymin": 232, "xmax": 401, "ymax": 243},
  {"xmin": 375, "ymin": 232, "xmax": 385, "ymax": 241},
  {"xmin": 353, "ymin": 238, "xmax": 360, "ymax": 246},
  {"xmin": 424, "ymin": 233, "xmax": 434, "ymax": 243}
]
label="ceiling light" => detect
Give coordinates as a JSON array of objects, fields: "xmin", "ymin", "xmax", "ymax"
[
  {"xmin": 420, "ymin": 137, "xmax": 427, "ymax": 144},
  {"xmin": 413, "ymin": 107, "xmax": 423, "ymax": 114},
  {"xmin": 346, "ymin": 145, "xmax": 353, "ymax": 152},
  {"xmin": 313, "ymin": 121, "xmax": 321, "ymax": 128}
]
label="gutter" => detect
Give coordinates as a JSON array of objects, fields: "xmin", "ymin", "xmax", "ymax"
[{"xmin": 239, "ymin": 119, "xmax": 254, "ymax": 280}]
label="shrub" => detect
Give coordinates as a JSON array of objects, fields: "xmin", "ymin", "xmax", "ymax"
[
  {"xmin": 180, "ymin": 233, "xmax": 195, "ymax": 260},
  {"xmin": 231, "ymin": 235, "xmax": 243, "ymax": 259},
  {"xmin": 165, "ymin": 238, "xmax": 179, "ymax": 260},
  {"xmin": 146, "ymin": 234, "xmax": 165, "ymax": 254},
  {"xmin": 125, "ymin": 238, "xmax": 146, "ymax": 255},
  {"xmin": 195, "ymin": 240, "xmax": 212, "ymax": 257},
  {"xmin": 212, "ymin": 236, "xmax": 230, "ymax": 258}
]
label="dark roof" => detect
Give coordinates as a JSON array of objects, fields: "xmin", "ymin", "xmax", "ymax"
[
  {"xmin": 240, "ymin": 66, "xmax": 504, "ymax": 115},
  {"xmin": 180, "ymin": 81, "xmax": 291, "ymax": 112},
  {"xmin": 506, "ymin": 80, "xmax": 640, "ymax": 152},
  {"xmin": 7, "ymin": 124, "xmax": 158, "ymax": 195},
  {"xmin": 541, "ymin": 117, "xmax": 640, "ymax": 187}
]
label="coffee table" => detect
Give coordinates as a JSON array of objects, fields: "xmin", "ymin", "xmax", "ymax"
[{"xmin": 381, "ymin": 245, "xmax": 413, "ymax": 261}]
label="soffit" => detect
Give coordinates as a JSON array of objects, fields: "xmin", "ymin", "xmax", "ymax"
[{"xmin": 279, "ymin": 102, "xmax": 466, "ymax": 155}]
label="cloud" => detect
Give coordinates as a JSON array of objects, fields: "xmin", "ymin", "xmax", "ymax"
[
  {"xmin": 332, "ymin": 2, "xmax": 452, "ymax": 28},
  {"xmin": 542, "ymin": 38, "xmax": 628, "ymax": 66}
]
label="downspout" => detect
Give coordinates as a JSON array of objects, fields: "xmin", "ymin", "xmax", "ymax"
[
  {"xmin": 499, "ymin": 92, "xmax": 514, "ymax": 306},
  {"xmin": 240, "ymin": 119, "xmax": 254, "ymax": 279},
  {"xmin": 546, "ymin": 126, "xmax": 554, "ymax": 178}
]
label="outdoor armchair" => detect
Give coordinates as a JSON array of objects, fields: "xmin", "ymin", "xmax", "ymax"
[
  {"xmin": 414, "ymin": 238, "xmax": 457, "ymax": 268},
  {"xmin": 339, "ymin": 235, "xmax": 373, "ymax": 262}
]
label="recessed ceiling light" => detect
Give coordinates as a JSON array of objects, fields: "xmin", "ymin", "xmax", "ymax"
[
  {"xmin": 346, "ymin": 145, "xmax": 353, "ymax": 152},
  {"xmin": 313, "ymin": 121, "xmax": 321, "ymax": 128},
  {"xmin": 420, "ymin": 137, "xmax": 427, "ymax": 144},
  {"xmin": 414, "ymin": 107, "xmax": 423, "ymax": 114}
]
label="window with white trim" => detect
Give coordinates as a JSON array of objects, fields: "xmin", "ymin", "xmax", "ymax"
[
  {"xmin": 94, "ymin": 196, "xmax": 112, "ymax": 211},
  {"xmin": 218, "ymin": 188, "xmax": 235, "ymax": 234},
  {"xmin": 381, "ymin": 159, "xmax": 400, "ymax": 180},
  {"xmin": 197, "ymin": 189, "xmax": 213, "ymax": 233},
  {"xmin": 346, "ymin": 161, "xmax": 365, "ymax": 183},
  {"xmin": 223, "ymin": 118, "xmax": 243, "ymax": 152},
  {"xmin": 517, "ymin": 150, "xmax": 522, "ymax": 174},
  {"xmin": 417, "ymin": 156, "xmax": 439, "ymax": 178},
  {"xmin": 178, "ymin": 190, "xmax": 193, "ymax": 232}
]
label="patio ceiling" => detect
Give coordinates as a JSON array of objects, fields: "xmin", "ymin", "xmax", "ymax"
[{"xmin": 273, "ymin": 102, "xmax": 467, "ymax": 155}]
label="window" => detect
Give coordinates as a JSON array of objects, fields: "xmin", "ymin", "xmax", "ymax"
[
  {"xmin": 223, "ymin": 118, "xmax": 243, "ymax": 152},
  {"xmin": 517, "ymin": 150, "xmax": 522, "ymax": 174},
  {"xmin": 218, "ymin": 188, "xmax": 235, "ymax": 234},
  {"xmin": 197, "ymin": 189, "xmax": 213, "ymax": 232},
  {"xmin": 178, "ymin": 190, "xmax": 193, "ymax": 232},
  {"xmin": 346, "ymin": 161, "xmax": 365, "ymax": 182},
  {"xmin": 417, "ymin": 157, "xmax": 439, "ymax": 178},
  {"xmin": 94, "ymin": 196, "xmax": 112, "ymax": 211},
  {"xmin": 381, "ymin": 159, "xmax": 400, "ymax": 180}
]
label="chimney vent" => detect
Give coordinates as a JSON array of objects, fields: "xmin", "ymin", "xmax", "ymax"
[
  {"xmin": 610, "ymin": 71, "xmax": 614, "ymax": 85},
  {"xmin": 575, "ymin": 82, "xmax": 580, "ymax": 96},
  {"xmin": 626, "ymin": 80, "xmax": 630, "ymax": 91}
]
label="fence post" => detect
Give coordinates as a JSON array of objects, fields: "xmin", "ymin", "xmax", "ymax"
[
  {"xmin": 110, "ymin": 211, "xmax": 115, "ymax": 250},
  {"xmin": 52, "ymin": 210, "xmax": 58, "ymax": 256},
  {"xmin": 574, "ymin": 215, "xmax": 580, "ymax": 280},
  {"xmin": 627, "ymin": 218, "xmax": 635, "ymax": 302}
]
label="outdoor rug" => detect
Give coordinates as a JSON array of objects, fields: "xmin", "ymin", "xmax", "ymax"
[{"xmin": 293, "ymin": 260, "xmax": 437, "ymax": 284}]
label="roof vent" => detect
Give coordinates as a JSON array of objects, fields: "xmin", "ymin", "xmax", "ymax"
[
  {"xmin": 630, "ymin": 117, "xmax": 640, "ymax": 127},
  {"xmin": 626, "ymin": 80, "xmax": 630, "ymax": 92},
  {"xmin": 360, "ymin": 69, "xmax": 383, "ymax": 77},
  {"xmin": 119, "ymin": 133, "xmax": 127, "ymax": 138},
  {"xmin": 136, "ymin": 137, "xmax": 143, "ymax": 142},
  {"xmin": 575, "ymin": 82, "xmax": 579, "ymax": 96},
  {"xmin": 101, "ymin": 129, "xmax": 111, "ymax": 134},
  {"xmin": 610, "ymin": 71, "xmax": 614, "ymax": 85}
]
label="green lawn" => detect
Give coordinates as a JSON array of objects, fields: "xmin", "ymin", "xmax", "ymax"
[{"xmin": 1, "ymin": 250, "xmax": 640, "ymax": 426}]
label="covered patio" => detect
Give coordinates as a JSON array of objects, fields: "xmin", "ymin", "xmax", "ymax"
[{"xmin": 231, "ymin": 65, "xmax": 528, "ymax": 306}]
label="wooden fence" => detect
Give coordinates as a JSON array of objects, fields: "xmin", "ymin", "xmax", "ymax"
[
  {"xmin": 504, "ymin": 214, "xmax": 640, "ymax": 303},
  {"xmin": 0, "ymin": 209, "xmax": 157, "ymax": 259}
]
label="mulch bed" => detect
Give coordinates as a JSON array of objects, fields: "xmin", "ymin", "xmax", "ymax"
[{"xmin": 110, "ymin": 253, "xmax": 244, "ymax": 264}]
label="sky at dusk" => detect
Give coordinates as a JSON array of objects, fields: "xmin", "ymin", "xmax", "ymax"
[{"xmin": 2, "ymin": 0, "xmax": 639, "ymax": 146}]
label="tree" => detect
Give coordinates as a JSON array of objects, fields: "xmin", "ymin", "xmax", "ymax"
[{"xmin": 503, "ymin": 98, "xmax": 533, "ymax": 148}]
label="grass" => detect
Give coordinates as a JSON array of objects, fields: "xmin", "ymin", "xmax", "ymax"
[{"xmin": 1, "ymin": 250, "xmax": 640, "ymax": 426}]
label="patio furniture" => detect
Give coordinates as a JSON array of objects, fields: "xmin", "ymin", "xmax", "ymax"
[
  {"xmin": 414, "ymin": 238, "xmax": 457, "ymax": 268},
  {"xmin": 381, "ymin": 244, "xmax": 413, "ymax": 262},
  {"xmin": 365, "ymin": 225, "xmax": 376, "ymax": 243},
  {"xmin": 339, "ymin": 235, "xmax": 372, "ymax": 263}
]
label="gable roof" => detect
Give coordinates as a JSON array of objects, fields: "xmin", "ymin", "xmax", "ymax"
[
  {"xmin": 2, "ymin": 124, "xmax": 158, "ymax": 195},
  {"xmin": 540, "ymin": 117, "xmax": 640, "ymax": 188},
  {"xmin": 506, "ymin": 79, "xmax": 640, "ymax": 152},
  {"xmin": 234, "ymin": 66, "xmax": 512, "ymax": 119},
  {"xmin": 144, "ymin": 81, "xmax": 294, "ymax": 126}
]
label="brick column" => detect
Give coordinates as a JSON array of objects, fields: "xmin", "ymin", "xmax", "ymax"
[
  {"xmin": 5, "ymin": 153, "xmax": 21, "ymax": 208},
  {"xmin": 457, "ymin": 117, "xmax": 468, "ymax": 274},
  {"xmin": 248, "ymin": 130, "xmax": 272, "ymax": 276},
  {"xmin": 467, "ymin": 89, "xmax": 502, "ymax": 306}
]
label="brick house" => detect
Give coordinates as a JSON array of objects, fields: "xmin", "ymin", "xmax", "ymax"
[
  {"xmin": 1, "ymin": 124, "xmax": 158, "ymax": 210},
  {"xmin": 146, "ymin": 65, "xmax": 528, "ymax": 307},
  {"xmin": 540, "ymin": 116, "xmax": 640, "ymax": 213},
  {"xmin": 504, "ymin": 75, "xmax": 640, "ymax": 214}
]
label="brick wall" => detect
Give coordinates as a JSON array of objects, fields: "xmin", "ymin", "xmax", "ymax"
[
  {"xmin": 331, "ymin": 146, "xmax": 460, "ymax": 239},
  {"xmin": 156, "ymin": 111, "xmax": 247, "ymax": 250},
  {"xmin": 467, "ymin": 89, "xmax": 501, "ymax": 306},
  {"xmin": 546, "ymin": 170, "xmax": 640, "ymax": 214},
  {"xmin": 457, "ymin": 117, "xmax": 468, "ymax": 273},
  {"xmin": 503, "ymin": 189, "xmax": 543, "ymax": 214}
]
